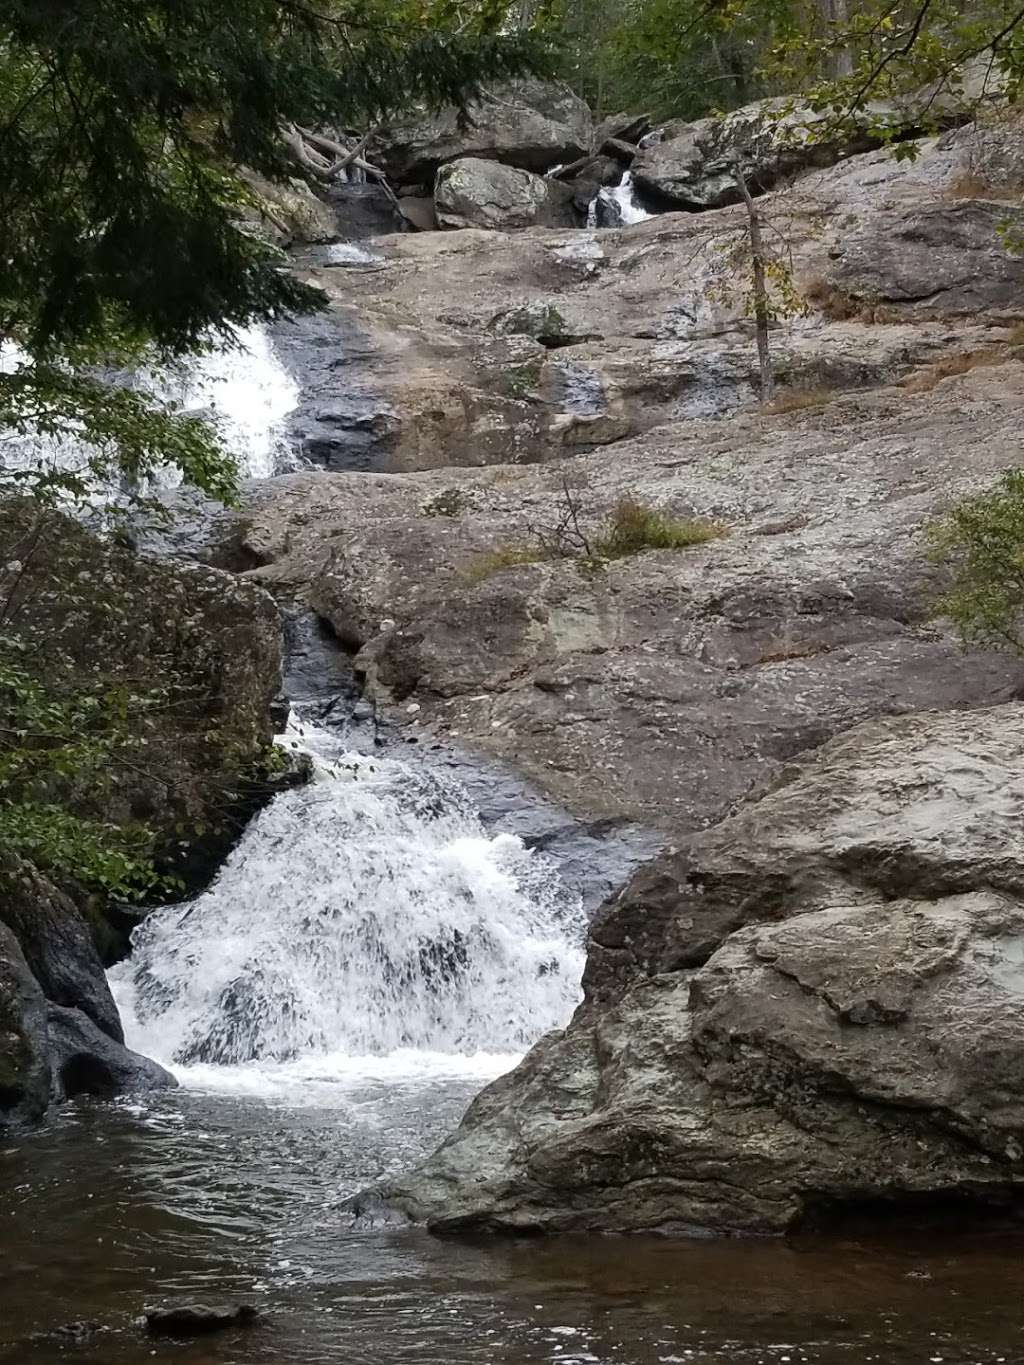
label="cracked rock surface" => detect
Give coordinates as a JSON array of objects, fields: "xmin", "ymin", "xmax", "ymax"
[{"xmin": 365, "ymin": 705, "xmax": 1024, "ymax": 1232}]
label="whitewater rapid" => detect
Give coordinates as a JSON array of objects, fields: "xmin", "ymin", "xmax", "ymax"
[
  {"xmin": 110, "ymin": 717, "xmax": 587, "ymax": 1101},
  {"xmin": 0, "ymin": 323, "xmax": 298, "ymax": 497}
]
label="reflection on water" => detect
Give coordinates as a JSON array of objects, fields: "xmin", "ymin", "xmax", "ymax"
[{"xmin": 3, "ymin": 1079, "xmax": 1024, "ymax": 1365}]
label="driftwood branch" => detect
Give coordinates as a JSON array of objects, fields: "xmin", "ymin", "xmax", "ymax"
[{"xmin": 283, "ymin": 121, "xmax": 398, "ymax": 203}]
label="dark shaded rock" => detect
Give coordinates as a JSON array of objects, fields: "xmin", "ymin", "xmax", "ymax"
[
  {"xmin": 322, "ymin": 181, "xmax": 403, "ymax": 237},
  {"xmin": 0, "ymin": 503, "xmax": 283, "ymax": 887},
  {"xmin": 0, "ymin": 861, "xmax": 122, "ymax": 1041},
  {"xmin": 0, "ymin": 922, "xmax": 50, "ymax": 1126},
  {"xmin": 47, "ymin": 1004, "xmax": 177, "ymax": 1101},
  {"xmin": 144, "ymin": 1302, "xmax": 261, "ymax": 1336},
  {"xmin": 397, "ymin": 195, "xmax": 438, "ymax": 231}
]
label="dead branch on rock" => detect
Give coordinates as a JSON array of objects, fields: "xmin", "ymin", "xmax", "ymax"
[
  {"xmin": 282, "ymin": 122, "xmax": 399, "ymax": 203},
  {"xmin": 528, "ymin": 474, "xmax": 595, "ymax": 558}
]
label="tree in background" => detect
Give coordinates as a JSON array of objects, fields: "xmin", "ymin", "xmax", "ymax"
[
  {"xmin": 0, "ymin": 0, "xmax": 542, "ymax": 504},
  {"xmin": 0, "ymin": 0, "xmax": 543, "ymax": 899}
]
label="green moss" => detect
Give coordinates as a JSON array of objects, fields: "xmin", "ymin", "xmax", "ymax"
[
  {"xmin": 498, "ymin": 360, "xmax": 543, "ymax": 399},
  {"xmin": 421, "ymin": 487, "xmax": 469, "ymax": 518}
]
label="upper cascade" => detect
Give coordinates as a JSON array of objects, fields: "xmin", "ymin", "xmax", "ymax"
[
  {"xmin": 112, "ymin": 720, "xmax": 586, "ymax": 1067},
  {"xmin": 0, "ymin": 324, "xmax": 297, "ymax": 500}
]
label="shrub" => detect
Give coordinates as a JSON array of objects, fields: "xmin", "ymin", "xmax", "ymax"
[
  {"xmin": 593, "ymin": 497, "xmax": 725, "ymax": 559},
  {"xmin": 422, "ymin": 487, "xmax": 468, "ymax": 518},
  {"xmin": 929, "ymin": 470, "xmax": 1024, "ymax": 654}
]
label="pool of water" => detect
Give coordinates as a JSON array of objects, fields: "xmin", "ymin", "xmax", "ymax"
[{"xmin": 4, "ymin": 1068, "xmax": 1024, "ymax": 1365}]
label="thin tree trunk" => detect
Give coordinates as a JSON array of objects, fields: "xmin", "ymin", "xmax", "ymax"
[{"xmin": 734, "ymin": 167, "xmax": 774, "ymax": 404}]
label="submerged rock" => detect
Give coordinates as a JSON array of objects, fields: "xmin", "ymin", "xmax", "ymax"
[
  {"xmin": 372, "ymin": 704, "xmax": 1024, "ymax": 1233},
  {"xmin": 144, "ymin": 1302, "xmax": 261, "ymax": 1336}
]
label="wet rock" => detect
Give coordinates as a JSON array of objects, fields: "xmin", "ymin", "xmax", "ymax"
[
  {"xmin": 239, "ymin": 360, "xmax": 1024, "ymax": 833},
  {"xmin": 47, "ymin": 1005, "xmax": 177, "ymax": 1101},
  {"xmin": 144, "ymin": 1301, "xmax": 261, "ymax": 1336},
  {"xmin": 0, "ymin": 923, "xmax": 50, "ymax": 1126},
  {"xmin": 369, "ymin": 80, "xmax": 592, "ymax": 186},
  {"xmin": 0, "ymin": 861, "xmax": 122, "ymax": 1041},
  {"xmin": 322, "ymin": 181, "xmax": 402, "ymax": 237},
  {"xmin": 374, "ymin": 704, "xmax": 1024, "ymax": 1234}
]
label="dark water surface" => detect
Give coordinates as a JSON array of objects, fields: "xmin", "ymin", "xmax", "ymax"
[{"xmin": 3, "ymin": 1077, "xmax": 1024, "ymax": 1365}]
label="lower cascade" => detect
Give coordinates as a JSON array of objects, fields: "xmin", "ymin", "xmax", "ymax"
[{"xmin": 111, "ymin": 720, "xmax": 586, "ymax": 1075}]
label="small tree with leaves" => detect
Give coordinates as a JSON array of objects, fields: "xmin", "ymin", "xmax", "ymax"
[{"xmin": 930, "ymin": 470, "xmax": 1024, "ymax": 656}]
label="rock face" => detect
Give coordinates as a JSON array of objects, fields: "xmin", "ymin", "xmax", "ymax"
[
  {"xmin": 0, "ymin": 505, "xmax": 284, "ymax": 1127},
  {"xmin": 370, "ymin": 705, "xmax": 1024, "ymax": 1233},
  {"xmin": 0, "ymin": 864, "xmax": 177, "ymax": 1127},
  {"xmin": 631, "ymin": 98, "xmax": 891, "ymax": 208},
  {"xmin": 0, "ymin": 923, "xmax": 50, "ymax": 1125},
  {"xmin": 435, "ymin": 158, "xmax": 574, "ymax": 230},
  {"xmin": 238, "ymin": 361, "xmax": 1024, "ymax": 834},
  {"xmin": 370, "ymin": 80, "xmax": 592, "ymax": 188},
  {"xmin": 272, "ymin": 117, "xmax": 1024, "ymax": 474},
  {"xmin": 0, "ymin": 502, "xmax": 283, "ymax": 886}
]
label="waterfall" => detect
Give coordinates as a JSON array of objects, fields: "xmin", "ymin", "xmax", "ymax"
[
  {"xmin": 110, "ymin": 719, "xmax": 586, "ymax": 1085},
  {"xmin": 0, "ymin": 324, "xmax": 298, "ymax": 499},
  {"xmin": 588, "ymin": 171, "xmax": 653, "ymax": 229}
]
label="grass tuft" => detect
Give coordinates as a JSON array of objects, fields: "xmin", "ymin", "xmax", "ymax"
[
  {"xmin": 459, "ymin": 544, "xmax": 551, "ymax": 584},
  {"xmin": 902, "ymin": 348, "xmax": 1010, "ymax": 394},
  {"xmin": 763, "ymin": 386, "xmax": 834, "ymax": 415},
  {"xmin": 593, "ymin": 497, "xmax": 725, "ymax": 559}
]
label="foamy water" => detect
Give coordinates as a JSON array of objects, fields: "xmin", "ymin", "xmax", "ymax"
[{"xmin": 110, "ymin": 717, "xmax": 585, "ymax": 1103}]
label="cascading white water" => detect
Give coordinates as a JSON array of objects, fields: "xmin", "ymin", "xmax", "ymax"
[
  {"xmin": 0, "ymin": 323, "xmax": 298, "ymax": 498},
  {"xmin": 588, "ymin": 171, "xmax": 653, "ymax": 229},
  {"xmin": 111, "ymin": 719, "xmax": 586, "ymax": 1089}
]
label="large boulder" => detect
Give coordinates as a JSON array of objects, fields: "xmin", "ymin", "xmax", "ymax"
[
  {"xmin": 632, "ymin": 97, "xmax": 894, "ymax": 208},
  {"xmin": 369, "ymin": 80, "xmax": 592, "ymax": 188},
  {"xmin": 0, "ymin": 861, "xmax": 122, "ymax": 1042},
  {"xmin": 367, "ymin": 703, "xmax": 1024, "ymax": 1233},
  {"xmin": 47, "ymin": 1005, "xmax": 176, "ymax": 1103},
  {"xmin": 0, "ymin": 502, "xmax": 283, "ymax": 890},
  {"xmin": 435, "ymin": 158, "xmax": 575, "ymax": 230}
]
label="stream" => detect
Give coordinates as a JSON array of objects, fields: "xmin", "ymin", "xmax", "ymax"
[{"xmin": 4, "ymin": 324, "xmax": 1024, "ymax": 1365}]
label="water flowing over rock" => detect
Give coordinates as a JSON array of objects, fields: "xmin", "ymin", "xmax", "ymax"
[
  {"xmin": 237, "ymin": 361, "xmax": 1024, "ymax": 834},
  {"xmin": 113, "ymin": 721, "xmax": 587, "ymax": 1069},
  {"xmin": 587, "ymin": 172, "xmax": 653, "ymax": 227},
  {"xmin": 370, "ymin": 704, "xmax": 1024, "ymax": 1233},
  {"xmin": 0, "ymin": 325, "xmax": 298, "ymax": 500}
]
